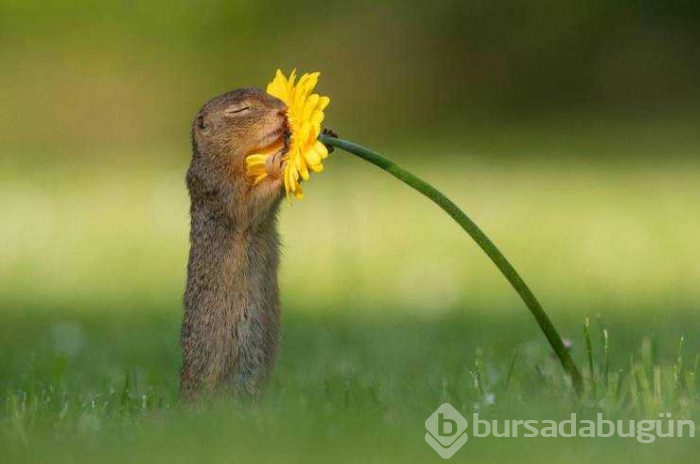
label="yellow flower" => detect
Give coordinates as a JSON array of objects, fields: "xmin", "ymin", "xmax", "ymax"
[{"xmin": 246, "ymin": 69, "xmax": 330, "ymax": 199}]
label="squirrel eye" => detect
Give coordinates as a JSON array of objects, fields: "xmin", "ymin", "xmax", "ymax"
[
  {"xmin": 197, "ymin": 115, "xmax": 207, "ymax": 130},
  {"xmin": 226, "ymin": 105, "xmax": 250, "ymax": 115}
]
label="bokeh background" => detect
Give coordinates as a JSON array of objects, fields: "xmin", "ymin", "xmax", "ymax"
[{"xmin": 2, "ymin": 1, "xmax": 700, "ymax": 462}]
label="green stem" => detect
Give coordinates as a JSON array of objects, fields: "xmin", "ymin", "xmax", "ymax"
[{"xmin": 321, "ymin": 135, "xmax": 583, "ymax": 395}]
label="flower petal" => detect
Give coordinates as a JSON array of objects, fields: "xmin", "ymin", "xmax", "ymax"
[
  {"xmin": 314, "ymin": 141, "xmax": 329, "ymax": 159},
  {"xmin": 303, "ymin": 147, "xmax": 321, "ymax": 166},
  {"xmin": 317, "ymin": 96, "xmax": 330, "ymax": 111},
  {"xmin": 297, "ymin": 121, "xmax": 312, "ymax": 144},
  {"xmin": 246, "ymin": 153, "xmax": 269, "ymax": 166},
  {"xmin": 266, "ymin": 70, "xmax": 289, "ymax": 103},
  {"xmin": 310, "ymin": 109, "xmax": 324, "ymax": 127},
  {"xmin": 299, "ymin": 73, "xmax": 318, "ymax": 97},
  {"xmin": 296, "ymin": 152, "xmax": 309, "ymax": 181},
  {"xmin": 301, "ymin": 94, "xmax": 320, "ymax": 123}
]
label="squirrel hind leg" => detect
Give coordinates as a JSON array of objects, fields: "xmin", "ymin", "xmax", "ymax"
[
  {"xmin": 226, "ymin": 318, "xmax": 273, "ymax": 398},
  {"xmin": 229, "ymin": 309, "xmax": 281, "ymax": 399}
]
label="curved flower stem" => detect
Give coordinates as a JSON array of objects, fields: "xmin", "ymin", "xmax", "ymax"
[{"xmin": 320, "ymin": 135, "xmax": 583, "ymax": 395}]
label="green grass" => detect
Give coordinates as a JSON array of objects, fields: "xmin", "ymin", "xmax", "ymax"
[
  {"xmin": 2, "ymin": 145, "xmax": 699, "ymax": 462},
  {"xmin": 1, "ymin": 306, "xmax": 698, "ymax": 462}
]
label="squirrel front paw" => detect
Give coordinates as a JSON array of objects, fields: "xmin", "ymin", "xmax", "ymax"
[{"xmin": 264, "ymin": 149, "xmax": 286, "ymax": 179}]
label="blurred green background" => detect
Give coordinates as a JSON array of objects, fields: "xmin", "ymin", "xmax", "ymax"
[{"xmin": 1, "ymin": 1, "xmax": 700, "ymax": 462}]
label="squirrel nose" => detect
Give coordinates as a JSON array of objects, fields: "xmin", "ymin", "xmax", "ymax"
[{"xmin": 273, "ymin": 97, "xmax": 287, "ymax": 112}]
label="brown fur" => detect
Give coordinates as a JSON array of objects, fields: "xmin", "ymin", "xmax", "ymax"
[{"xmin": 180, "ymin": 88, "xmax": 287, "ymax": 400}]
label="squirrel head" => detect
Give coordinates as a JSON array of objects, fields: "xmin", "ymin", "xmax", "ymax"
[
  {"xmin": 188, "ymin": 88, "xmax": 288, "ymax": 221},
  {"xmin": 191, "ymin": 88, "xmax": 287, "ymax": 176}
]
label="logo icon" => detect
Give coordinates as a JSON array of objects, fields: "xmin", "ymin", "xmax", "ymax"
[{"xmin": 425, "ymin": 403, "xmax": 469, "ymax": 458}]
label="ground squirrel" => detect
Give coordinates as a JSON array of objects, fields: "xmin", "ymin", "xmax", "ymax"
[{"xmin": 180, "ymin": 88, "xmax": 288, "ymax": 399}]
